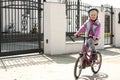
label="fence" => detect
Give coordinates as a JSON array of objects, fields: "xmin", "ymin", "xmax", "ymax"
[
  {"xmin": 66, "ymin": 0, "xmax": 93, "ymax": 35},
  {"xmin": 0, "ymin": 0, "xmax": 44, "ymax": 56},
  {"xmin": 66, "ymin": 1, "xmax": 114, "ymax": 45},
  {"xmin": 65, "ymin": 0, "xmax": 92, "ymax": 41},
  {"xmin": 103, "ymin": 5, "xmax": 114, "ymax": 45}
]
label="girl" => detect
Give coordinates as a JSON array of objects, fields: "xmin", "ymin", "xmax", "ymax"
[{"xmin": 74, "ymin": 8, "xmax": 101, "ymax": 53}]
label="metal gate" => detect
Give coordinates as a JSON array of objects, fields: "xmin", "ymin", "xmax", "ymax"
[
  {"xmin": 66, "ymin": 0, "xmax": 92, "ymax": 41},
  {"xmin": 0, "ymin": 0, "xmax": 44, "ymax": 56},
  {"xmin": 104, "ymin": 5, "xmax": 114, "ymax": 45}
]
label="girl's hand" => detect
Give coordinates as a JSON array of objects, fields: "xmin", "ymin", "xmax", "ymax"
[
  {"xmin": 93, "ymin": 36, "xmax": 97, "ymax": 41},
  {"xmin": 74, "ymin": 34, "xmax": 77, "ymax": 38}
]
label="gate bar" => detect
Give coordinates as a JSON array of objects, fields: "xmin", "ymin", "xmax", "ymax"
[
  {"xmin": 76, "ymin": 0, "xmax": 80, "ymax": 30},
  {"xmin": 110, "ymin": 6, "xmax": 114, "ymax": 44},
  {"xmin": 0, "ymin": 1, "xmax": 2, "ymax": 53},
  {"xmin": 38, "ymin": 0, "xmax": 42, "ymax": 53}
]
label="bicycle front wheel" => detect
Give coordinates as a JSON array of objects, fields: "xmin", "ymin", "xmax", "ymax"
[
  {"xmin": 91, "ymin": 52, "xmax": 102, "ymax": 74},
  {"xmin": 74, "ymin": 56, "xmax": 83, "ymax": 80}
]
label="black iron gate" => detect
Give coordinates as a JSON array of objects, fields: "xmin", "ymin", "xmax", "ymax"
[
  {"xmin": 0, "ymin": 0, "xmax": 44, "ymax": 56},
  {"xmin": 104, "ymin": 5, "xmax": 114, "ymax": 45},
  {"xmin": 66, "ymin": 0, "xmax": 92, "ymax": 41}
]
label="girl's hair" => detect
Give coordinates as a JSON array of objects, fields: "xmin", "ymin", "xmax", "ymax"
[{"xmin": 88, "ymin": 8, "xmax": 99, "ymax": 14}]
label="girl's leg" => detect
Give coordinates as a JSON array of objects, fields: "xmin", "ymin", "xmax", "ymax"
[
  {"xmin": 85, "ymin": 39, "xmax": 89, "ymax": 52},
  {"xmin": 87, "ymin": 38, "xmax": 96, "ymax": 53},
  {"xmin": 87, "ymin": 38, "xmax": 97, "ymax": 60}
]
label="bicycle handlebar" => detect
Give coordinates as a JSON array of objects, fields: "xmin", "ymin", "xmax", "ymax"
[
  {"xmin": 69, "ymin": 35, "xmax": 98, "ymax": 42},
  {"xmin": 68, "ymin": 35, "xmax": 75, "ymax": 42}
]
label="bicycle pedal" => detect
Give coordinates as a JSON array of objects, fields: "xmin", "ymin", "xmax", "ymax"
[
  {"xmin": 79, "ymin": 52, "xmax": 83, "ymax": 57},
  {"xmin": 82, "ymin": 64, "xmax": 86, "ymax": 69},
  {"xmin": 82, "ymin": 66, "xmax": 86, "ymax": 69},
  {"xmin": 86, "ymin": 64, "xmax": 90, "ymax": 67},
  {"xmin": 95, "ymin": 50, "xmax": 100, "ymax": 53},
  {"xmin": 82, "ymin": 60, "xmax": 87, "ymax": 69}
]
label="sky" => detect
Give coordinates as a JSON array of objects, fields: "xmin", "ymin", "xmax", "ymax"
[
  {"xmin": 46, "ymin": 0, "xmax": 120, "ymax": 8},
  {"xmin": 81, "ymin": 0, "xmax": 120, "ymax": 8}
]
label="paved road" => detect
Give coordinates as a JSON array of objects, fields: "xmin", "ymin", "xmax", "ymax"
[{"xmin": 0, "ymin": 47, "xmax": 120, "ymax": 80}]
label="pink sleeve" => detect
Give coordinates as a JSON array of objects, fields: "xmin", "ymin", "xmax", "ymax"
[
  {"xmin": 95, "ymin": 23, "xmax": 101, "ymax": 37},
  {"xmin": 75, "ymin": 22, "xmax": 86, "ymax": 36}
]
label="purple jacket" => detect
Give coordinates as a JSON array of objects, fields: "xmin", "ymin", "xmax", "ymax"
[{"xmin": 75, "ymin": 19, "xmax": 101, "ymax": 38}]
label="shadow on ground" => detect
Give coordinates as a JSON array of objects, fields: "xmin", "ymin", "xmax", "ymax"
[
  {"xmin": 79, "ymin": 72, "xmax": 108, "ymax": 80},
  {"xmin": 46, "ymin": 53, "xmax": 78, "ymax": 64},
  {"xmin": 100, "ymin": 47, "xmax": 120, "ymax": 56},
  {"xmin": 0, "ymin": 53, "xmax": 78, "ymax": 70},
  {"xmin": 0, "ymin": 53, "xmax": 54, "ymax": 70},
  {"xmin": 0, "ymin": 47, "xmax": 119, "ymax": 70}
]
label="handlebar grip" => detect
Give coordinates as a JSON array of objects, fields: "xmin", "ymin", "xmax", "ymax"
[{"xmin": 68, "ymin": 35, "xmax": 75, "ymax": 42}]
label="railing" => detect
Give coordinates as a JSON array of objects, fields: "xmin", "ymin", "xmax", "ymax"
[
  {"xmin": 66, "ymin": 0, "xmax": 92, "ymax": 41},
  {"xmin": 66, "ymin": 0, "xmax": 91, "ymax": 34},
  {"xmin": 0, "ymin": 0, "xmax": 44, "ymax": 56}
]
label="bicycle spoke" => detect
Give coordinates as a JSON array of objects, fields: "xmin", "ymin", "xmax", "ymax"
[
  {"xmin": 74, "ymin": 56, "xmax": 83, "ymax": 79},
  {"xmin": 91, "ymin": 52, "xmax": 102, "ymax": 74}
]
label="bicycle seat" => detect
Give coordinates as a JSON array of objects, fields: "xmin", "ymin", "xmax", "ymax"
[
  {"xmin": 95, "ymin": 43, "xmax": 98, "ymax": 46},
  {"xmin": 94, "ymin": 39, "xmax": 98, "ymax": 46}
]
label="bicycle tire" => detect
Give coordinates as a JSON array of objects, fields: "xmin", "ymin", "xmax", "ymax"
[
  {"xmin": 91, "ymin": 51, "xmax": 102, "ymax": 74},
  {"xmin": 74, "ymin": 55, "xmax": 83, "ymax": 80}
]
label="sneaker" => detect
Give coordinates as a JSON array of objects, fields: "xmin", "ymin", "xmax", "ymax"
[
  {"xmin": 79, "ymin": 52, "xmax": 83, "ymax": 57},
  {"xmin": 92, "ymin": 53, "xmax": 97, "ymax": 60},
  {"xmin": 94, "ymin": 40, "xmax": 98, "ymax": 46},
  {"xmin": 82, "ymin": 60, "xmax": 86, "ymax": 69},
  {"xmin": 92, "ymin": 51, "xmax": 97, "ymax": 53}
]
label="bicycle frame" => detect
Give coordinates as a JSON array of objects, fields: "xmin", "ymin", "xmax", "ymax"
[
  {"xmin": 74, "ymin": 36, "xmax": 102, "ymax": 79},
  {"xmin": 70, "ymin": 35, "xmax": 98, "ymax": 66},
  {"xmin": 81, "ymin": 37, "xmax": 94, "ymax": 66}
]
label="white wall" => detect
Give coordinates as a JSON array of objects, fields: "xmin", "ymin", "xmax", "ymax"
[
  {"xmin": 96, "ymin": 7, "xmax": 105, "ymax": 49},
  {"xmin": 44, "ymin": 2, "xmax": 66, "ymax": 55},
  {"xmin": 46, "ymin": 0, "xmax": 65, "ymax": 3},
  {"xmin": 113, "ymin": 8, "xmax": 120, "ymax": 47},
  {"xmin": 65, "ymin": 41, "xmax": 82, "ymax": 54}
]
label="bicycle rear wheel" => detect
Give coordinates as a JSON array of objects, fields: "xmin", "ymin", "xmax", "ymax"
[
  {"xmin": 74, "ymin": 56, "xmax": 83, "ymax": 80},
  {"xmin": 91, "ymin": 52, "xmax": 102, "ymax": 74}
]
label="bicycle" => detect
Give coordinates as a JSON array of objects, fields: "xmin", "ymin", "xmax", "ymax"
[{"xmin": 72, "ymin": 36, "xmax": 102, "ymax": 80}]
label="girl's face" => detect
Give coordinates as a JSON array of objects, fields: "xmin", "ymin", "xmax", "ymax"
[{"xmin": 89, "ymin": 10, "xmax": 98, "ymax": 20}]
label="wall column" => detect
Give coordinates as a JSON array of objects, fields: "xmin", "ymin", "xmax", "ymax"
[
  {"xmin": 96, "ymin": 8, "xmax": 105, "ymax": 49},
  {"xmin": 44, "ymin": 2, "xmax": 66, "ymax": 55},
  {"xmin": 113, "ymin": 9, "xmax": 120, "ymax": 47}
]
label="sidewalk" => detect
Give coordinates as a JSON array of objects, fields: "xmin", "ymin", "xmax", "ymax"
[{"xmin": 0, "ymin": 47, "xmax": 120, "ymax": 80}]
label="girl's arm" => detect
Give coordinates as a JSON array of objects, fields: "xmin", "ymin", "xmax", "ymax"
[
  {"xmin": 75, "ymin": 22, "xmax": 87, "ymax": 36},
  {"xmin": 95, "ymin": 23, "xmax": 101, "ymax": 38}
]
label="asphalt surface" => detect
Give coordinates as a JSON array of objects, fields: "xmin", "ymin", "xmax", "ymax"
[{"xmin": 0, "ymin": 47, "xmax": 120, "ymax": 80}]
